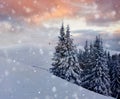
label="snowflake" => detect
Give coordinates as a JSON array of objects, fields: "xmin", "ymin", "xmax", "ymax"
[
  {"xmin": 105, "ymin": 43, "xmax": 110, "ymax": 48},
  {"xmin": 52, "ymin": 86, "xmax": 56, "ymax": 93},
  {"xmin": 4, "ymin": 70, "xmax": 9, "ymax": 76},
  {"xmin": 38, "ymin": 91, "xmax": 41, "ymax": 94},
  {"xmin": 65, "ymin": 90, "xmax": 68, "ymax": 94},
  {"xmin": 94, "ymin": 14, "xmax": 100, "ymax": 19},
  {"xmin": 12, "ymin": 67, "xmax": 16, "ymax": 71},
  {"xmin": 13, "ymin": 60, "xmax": 16, "ymax": 63},
  {"xmin": 11, "ymin": 9, "xmax": 16, "ymax": 14},
  {"xmin": 11, "ymin": 27, "xmax": 15, "ymax": 32},
  {"xmin": 111, "ymin": 11, "xmax": 116, "ymax": 16},
  {"xmin": 118, "ymin": 41, "xmax": 120, "ymax": 45},
  {"xmin": 34, "ymin": 97, "xmax": 39, "ymax": 99},
  {"xmin": 7, "ymin": 59, "xmax": 12, "ymax": 63},
  {"xmin": 32, "ymin": 51, "xmax": 36, "ymax": 55},
  {"xmin": 51, "ymin": 7, "xmax": 56, "ymax": 13},
  {"xmin": 0, "ymin": 4, "xmax": 4, "ymax": 8},
  {"xmin": 82, "ymin": 93, "xmax": 85, "ymax": 97},
  {"xmin": 33, "ymin": 69, "xmax": 37, "ymax": 73},
  {"xmin": 54, "ymin": 94, "xmax": 57, "ymax": 98},
  {"xmin": 45, "ymin": 95, "xmax": 50, "ymax": 99},
  {"xmin": 16, "ymin": 80, "xmax": 21, "ymax": 84},
  {"xmin": 79, "ymin": 87, "xmax": 83, "ymax": 91},
  {"xmin": 51, "ymin": 75, "xmax": 56, "ymax": 79},
  {"xmin": 24, "ymin": 7, "xmax": 32, "ymax": 13},
  {"xmin": 18, "ymin": 40, "xmax": 22, "ymax": 44},
  {"xmin": 0, "ymin": 78, "xmax": 2, "ymax": 83},
  {"xmin": 65, "ymin": 96, "xmax": 69, "ymax": 99},
  {"xmin": 39, "ymin": 49, "xmax": 44, "ymax": 55},
  {"xmin": 8, "ymin": 16, "xmax": 12, "ymax": 20},
  {"xmin": 33, "ymin": 0, "xmax": 38, "ymax": 4},
  {"xmin": 18, "ymin": 1, "xmax": 22, "ymax": 5},
  {"xmin": 72, "ymin": 93, "xmax": 79, "ymax": 99}
]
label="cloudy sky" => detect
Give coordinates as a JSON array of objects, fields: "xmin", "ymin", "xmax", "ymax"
[{"xmin": 0, "ymin": 0, "xmax": 120, "ymax": 52}]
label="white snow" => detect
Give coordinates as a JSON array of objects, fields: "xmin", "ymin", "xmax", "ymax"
[
  {"xmin": 0, "ymin": 45, "xmax": 115, "ymax": 99},
  {"xmin": 52, "ymin": 86, "xmax": 57, "ymax": 93}
]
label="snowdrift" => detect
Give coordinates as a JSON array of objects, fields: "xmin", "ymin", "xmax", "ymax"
[{"xmin": 0, "ymin": 46, "xmax": 114, "ymax": 99}]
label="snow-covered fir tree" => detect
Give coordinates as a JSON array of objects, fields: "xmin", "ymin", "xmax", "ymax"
[
  {"xmin": 77, "ymin": 49, "xmax": 83, "ymax": 69},
  {"xmin": 80, "ymin": 41, "xmax": 90, "ymax": 70},
  {"xmin": 107, "ymin": 52, "xmax": 113, "ymax": 84},
  {"xmin": 80, "ymin": 42, "xmax": 95, "ymax": 87},
  {"xmin": 81, "ymin": 36, "xmax": 111, "ymax": 96},
  {"xmin": 50, "ymin": 24, "xmax": 81, "ymax": 85},
  {"xmin": 110, "ymin": 54, "xmax": 120, "ymax": 98},
  {"xmin": 64, "ymin": 25, "xmax": 81, "ymax": 84},
  {"xmin": 50, "ymin": 23, "xmax": 120, "ymax": 97},
  {"xmin": 50, "ymin": 23, "xmax": 66, "ymax": 78}
]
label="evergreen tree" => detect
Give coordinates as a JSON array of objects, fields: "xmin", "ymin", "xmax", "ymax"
[
  {"xmin": 107, "ymin": 52, "xmax": 113, "ymax": 83},
  {"xmin": 64, "ymin": 25, "xmax": 81, "ymax": 84},
  {"xmin": 80, "ymin": 41, "xmax": 90, "ymax": 70},
  {"xmin": 50, "ymin": 24, "xmax": 81, "ymax": 85},
  {"xmin": 111, "ymin": 54, "xmax": 120, "ymax": 98},
  {"xmin": 81, "ymin": 36, "xmax": 111, "ymax": 96},
  {"xmin": 118, "ymin": 54, "xmax": 120, "ymax": 64},
  {"xmin": 50, "ymin": 23, "xmax": 67, "ymax": 78},
  {"xmin": 77, "ymin": 49, "xmax": 83, "ymax": 69}
]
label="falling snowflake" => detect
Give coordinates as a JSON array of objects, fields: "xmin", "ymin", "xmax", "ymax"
[
  {"xmin": 12, "ymin": 67, "xmax": 16, "ymax": 71},
  {"xmin": 118, "ymin": 41, "xmax": 120, "ymax": 45},
  {"xmin": 18, "ymin": 40, "xmax": 22, "ymax": 44},
  {"xmin": 72, "ymin": 93, "xmax": 79, "ymax": 99},
  {"xmin": 34, "ymin": 97, "xmax": 39, "ymax": 99},
  {"xmin": 16, "ymin": 80, "xmax": 21, "ymax": 84},
  {"xmin": 11, "ymin": 9, "xmax": 16, "ymax": 14},
  {"xmin": 13, "ymin": 60, "xmax": 16, "ymax": 63},
  {"xmin": 94, "ymin": 14, "xmax": 100, "ymax": 19},
  {"xmin": 23, "ymin": 7, "xmax": 32, "ymax": 13},
  {"xmin": 33, "ymin": 0, "xmax": 38, "ymax": 4},
  {"xmin": 52, "ymin": 86, "xmax": 56, "ymax": 93},
  {"xmin": 38, "ymin": 91, "xmax": 41, "ymax": 94},
  {"xmin": 39, "ymin": 49, "xmax": 44, "ymax": 55},
  {"xmin": 4, "ymin": 70, "xmax": 9, "ymax": 76}
]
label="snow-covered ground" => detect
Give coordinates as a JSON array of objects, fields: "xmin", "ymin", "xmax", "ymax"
[{"xmin": 0, "ymin": 45, "xmax": 114, "ymax": 99}]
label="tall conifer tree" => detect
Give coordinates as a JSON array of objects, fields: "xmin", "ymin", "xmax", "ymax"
[
  {"xmin": 81, "ymin": 36, "xmax": 111, "ymax": 96},
  {"xmin": 50, "ymin": 23, "xmax": 67, "ymax": 78},
  {"xmin": 50, "ymin": 24, "xmax": 81, "ymax": 84},
  {"xmin": 65, "ymin": 25, "xmax": 81, "ymax": 84},
  {"xmin": 111, "ymin": 55, "xmax": 120, "ymax": 98}
]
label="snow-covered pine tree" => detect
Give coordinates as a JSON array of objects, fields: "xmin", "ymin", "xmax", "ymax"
[
  {"xmin": 80, "ymin": 42, "xmax": 94, "ymax": 86},
  {"xmin": 50, "ymin": 24, "xmax": 81, "ymax": 85},
  {"xmin": 50, "ymin": 23, "xmax": 67, "ymax": 78},
  {"xmin": 110, "ymin": 54, "xmax": 120, "ymax": 99},
  {"xmin": 80, "ymin": 41, "xmax": 90, "ymax": 70},
  {"xmin": 107, "ymin": 52, "xmax": 113, "ymax": 83},
  {"xmin": 81, "ymin": 42, "xmax": 96, "ymax": 88},
  {"xmin": 77, "ymin": 49, "xmax": 83, "ymax": 69},
  {"xmin": 64, "ymin": 25, "xmax": 81, "ymax": 85},
  {"xmin": 81, "ymin": 36, "xmax": 111, "ymax": 96}
]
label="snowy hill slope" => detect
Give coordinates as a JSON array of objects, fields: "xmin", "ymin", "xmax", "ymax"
[
  {"xmin": 0, "ymin": 45, "xmax": 53, "ymax": 68},
  {"xmin": 0, "ymin": 45, "xmax": 114, "ymax": 99}
]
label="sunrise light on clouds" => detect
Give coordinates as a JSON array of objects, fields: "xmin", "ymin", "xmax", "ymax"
[{"xmin": 0, "ymin": 0, "xmax": 120, "ymax": 51}]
